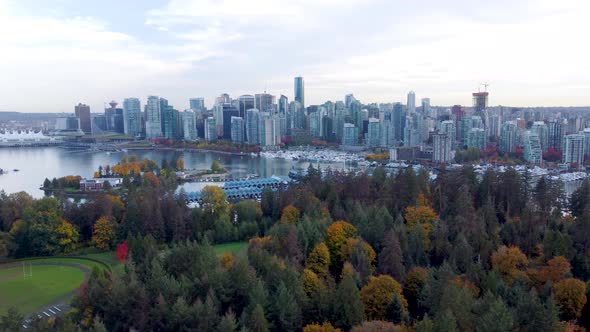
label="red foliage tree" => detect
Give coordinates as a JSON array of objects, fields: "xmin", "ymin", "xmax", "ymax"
[{"xmin": 115, "ymin": 240, "xmax": 128, "ymax": 263}]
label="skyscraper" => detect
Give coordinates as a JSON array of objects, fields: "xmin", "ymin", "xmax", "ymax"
[
  {"xmin": 182, "ymin": 110, "xmax": 197, "ymax": 140},
  {"xmin": 467, "ymin": 128, "xmax": 486, "ymax": 151},
  {"xmin": 392, "ymin": 103, "xmax": 406, "ymax": 142},
  {"xmin": 433, "ymin": 133, "xmax": 452, "ymax": 163},
  {"xmin": 145, "ymin": 96, "xmax": 162, "ymax": 139},
  {"xmin": 531, "ymin": 121, "xmax": 549, "ymax": 152},
  {"xmin": 500, "ymin": 121, "xmax": 518, "ymax": 153},
  {"xmin": 407, "ymin": 91, "xmax": 416, "ymax": 114},
  {"xmin": 205, "ymin": 117, "xmax": 217, "ymax": 142},
  {"xmin": 367, "ymin": 118, "xmax": 381, "ymax": 148},
  {"xmin": 189, "ymin": 98, "xmax": 205, "ymax": 111},
  {"xmin": 439, "ymin": 120, "xmax": 456, "ymax": 148},
  {"xmin": 421, "ymin": 98, "xmax": 431, "ymax": 115},
  {"xmin": 294, "ymin": 77, "xmax": 304, "ymax": 107},
  {"xmin": 123, "ymin": 98, "xmax": 142, "ymax": 137},
  {"xmin": 563, "ymin": 134, "xmax": 584, "ymax": 165},
  {"xmin": 75, "ymin": 103, "xmax": 91, "ymax": 134},
  {"xmin": 245, "ymin": 109, "xmax": 260, "ymax": 144},
  {"xmin": 238, "ymin": 95, "xmax": 255, "ymax": 118},
  {"xmin": 222, "ymin": 104, "xmax": 239, "ymax": 140},
  {"xmin": 548, "ymin": 120, "xmax": 565, "ymax": 152},
  {"xmin": 278, "ymin": 95, "xmax": 288, "ymax": 115},
  {"xmin": 255, "ymin": 93, "xmax": 275, "ymax": 113},
  {"xmin": 231, "ymin": 116, "xmax": 244, "ymax": 144},
  {"xmin": 523, "ymin": 131, "xmax": 543, "ymax": 165},
  {"xmin": 342, "ymin": 123, "xmax": 358, "ymax": 146}
]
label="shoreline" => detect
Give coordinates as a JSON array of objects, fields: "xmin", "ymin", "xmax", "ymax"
[{"xmin": 122, "ymin": 145, "xmax": 259, "ymax": 157}]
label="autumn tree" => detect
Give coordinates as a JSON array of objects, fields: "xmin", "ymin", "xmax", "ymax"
[
  {"xmin": 115, "ymin": 241, "xmax": 128, "ymax": 263},
  {"xmin": 325, "ymin": 221, "xmax": 357, "ymax": 267},
  {"xmin": 175, "ymin": 158, "xmax": 185, "ymax": 171},
  {"xmin": 280, "ymin": 205, "xmax": 301, "ymax": 224},
  {"xmin": 491, "ymin": 245, "xmax": 529, "ymax": 285},
  {"xmin": 404, "ymin": 193, "xmax": 438, "ymax": 245},
  {"xmin": 360, "ymin": 275, "xmax": 407, "ymax": 321},
  {"xmin": 307, "ymin": 243, "xmax": 331, "ymax": 277},
  {"xmin": 303, "ymin": 322, "xmax": 341, "ymax": 332},
  {"xmin": 553, "ymin": 278, "xmax": 587, "ymax": 320},
  {"xmin": 92, "ymin": 216, "xmax": 117, "ymax": 251}
]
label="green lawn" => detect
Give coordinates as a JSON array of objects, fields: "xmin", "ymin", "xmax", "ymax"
[
  {"xmin": 0, "ymin": 265, "xmax": 84, "ymax": 314},
  {"xmin": 213, "ymin": 242, "xmax": 248, "ymax": 256}
]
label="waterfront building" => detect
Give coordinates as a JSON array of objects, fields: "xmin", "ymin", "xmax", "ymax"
[
  {"xmin": 162, "ymin": 105, "xmax": 181, "ymax": 139},
  {"xmin": 145, "ymin": 96, "xmax": 163, "ymax": 139},
  {"xmin": 582, "ymin": 128, "xmax": 590, "ymax": 156},
  {"xmin": 245, "ymin": 109, "xmax": 260, "ymax": 144},
  {"xmin": 205, "ymin": 117, "xmax": 217, "ymax": 142},
  {"xmin": 255, "ymin": 93, "xmax": 275, "ymax": 113},
  {"xmin": 523, "ymin": 131, "xmax": 543, "ymax": 165},
  {"xmin": 294, "ymin": 77, "xmax": 304, "ymax": 107},
  {"xmin": 342, "ymin": 123, "xmax": 358, "ymax": 146},
  {"xmin": 182, "ymin": 110, "xmax": 197, "ymax": 140},
  {"xmin": 231, "ymin": 116, "xmax": 244, "ymax": 143},
  {"xmin": 258, "ymin": 112, "xmax": 278, "ymax": 147},
  {"xmin": 563, "ymin": 134, "xmax": 585, "ymax": 165},
  {"xmin": 467, "ymin": 128, "xmax": 486, "ymax": 151},
  {"xmin": 222, "ymin": 104, "xmax": 240, "ymax": 140},
  {"xmin": 123, "ymin": 98, "xmax": 142, "ymax": 137},
  {"xmin": 433, "ymin": 133, "xmax": 452, "ymax": 163},
  {"xmin": 238, "ymin": 95, "xmax": 255, "ymax": 118},
  {"xmin": 55, "ymin": 116, "xmax": 80, "ymax": 131},
  {"xmin": 75, "ymin": 103, "xmax": 92, "ymax": 134}
]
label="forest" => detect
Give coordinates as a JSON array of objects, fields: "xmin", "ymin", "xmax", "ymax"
[{"xmin": 1, "ymin": 157, "xmax": 589, "ymax": 331}]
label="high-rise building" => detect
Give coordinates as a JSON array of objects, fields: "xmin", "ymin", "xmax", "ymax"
[
  {"xmin": 393, "ymin": 103, "xmax": 406, "ymax": 142},
  {"xmin": 162, "ymin": 104, "xmax": 180, "ymax": 139},
  {"xmin": 104, "ymin": 101, "xmax": 124, "ymax": 133},
  {"xmin": 245, "ymin": 109, "xmax": 260, "ymax": 144},
  {"xmin": 345, "ymin": 94, "xmax": 356, "ymax": 109},
  {"xmin": 182, "ymin": 110, "xmax": 197, "ymax": 140},
  {"xmin": 500, "ymin": 121, "xmax": 518, "ymax": 153},
  {"xmin": 258, "ymin": 112, "xmax": 278, "ymax": 147},
  {"xmin": 215, "ymin": 93, "xmax": 231, "ymax": 105},
  {"xmin": 294, "ymin": 77, "xmax": 304, "ymax": 107},
  {"xmin": 421, "ymin": 98, "xmax": 430, "ymax": 115},
  {"xmin": 467, "ymin": 128, "xmax": 486, "ymax": 150},
  {"xmin": 523, "ymin": 131, "xmax": 543, "ymax": 165},
  {"xmin": 278, "ymin": 95, "xmax": 288, "ymax": 115},
  {"xmin": 205, "ymin": 117, "xmax": 217, "ymax": 142},
  {"xmin": 548, "ymin": 120, "xmax": 565, "ymax": 152},
  {"xmin": 189, "ymin": 98, "xmax": 205, "ymax": 111},
  {"xmin": 531, "ymin": 121, "xmax": 549, "ymax": 152},
  {"xmin": 582, "ymin": 128, "xmax": 590, "ymax": 157},
  {"xmin": 342, "ymin": 123, "xmax": 358, "ymax": 146},
  {"xmin": 439, "ymin": 120, "xmax": 456, "ymax": 148},
  {"xmin": 145, "ymin": 96, "xmax": 162, "ymax": 139},
  {"xmin": 433, "ymin": 133, "xmax": 452, "ymax": 163},
  {"xmin": 230, "ymin": 116, "xmax": 244, "ymax": 144},
  {"xmin": 222, "ymin": 104, "xmax": 239, "ymax": 140},
  {"xmin": 75, "ymin": 103, "xmax": 91, "ymax": 134},
  {"xmin": 451, "ymin": 105, "xmax": 464, "ymax": 122},
  {"xmin": 472, "ymin": 91, "xmax": 488, "ymax": 113},
  {"xmin": 407, "ymin": 91, "xmax": 416, "ymax": 114},
  {"xmin": 366, "ymin": 118, "xmax": 381, "ymax": 148},
  {"xmin": 123, "ymin": 98, "xmax": 142, "ymax": 137},
  {"xmin": 238, "ymin": 95, "xmax": 255, "ymax": 118},
  {"xmin": 563, "ymin": 134, "xmax": 585, "ymax": 165},
  {"xmin": 255, "ymin": 93, "xmax": 275, "ymax": 113}
]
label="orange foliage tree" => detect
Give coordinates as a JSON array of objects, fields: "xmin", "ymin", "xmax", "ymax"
[
  {"xmin": 280, "ymin": 205, "xmax": 301, "ymax": 224},
  {"xmin": 403, "ymin": 193, "xmax": 437, "ymax": 245},
  {"xmin": 553, "ymin": 278, "xmax": 587, "ymax": 320},
  {"xmin": 360, "ymin": 275, "xmax": 407, "ymax": 320},
  {"xmin": 303, "ymin": 322, "xmax": 341, "ymax": 332},
  {"xmin": 491, "ymin": 245, "xmax": 529, "ymax": 285},
  {"xmin": 325, "ymin": 221, "xmax": 358, "ymax": 267}
]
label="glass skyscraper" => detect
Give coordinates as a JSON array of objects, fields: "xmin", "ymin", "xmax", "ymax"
[
  {"xmin": 123, "ymin": 98, "xmax": 142, "ymax": 137},
  {"xmin": 294, "ymin": 76, "xmax": 304, "ymax": 108}
]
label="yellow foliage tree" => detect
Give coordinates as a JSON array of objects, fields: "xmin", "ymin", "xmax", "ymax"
[
  {"xmin": 340, "ymin": 238, "xmax": 376, "ymax": 270},
  {"xmin": 360, "ymin": 275, "xmax": 407, "ymax": 320},
  {"xmin": 307, "ymin": 243, "xmax": 331, "ymax": 277},
  {"xmin": 303, "ymin": 322, "xmax": 342, "ymax": 332},
  {"xmin": 302, "ymin": 268, "xmax": 324, "ymax": 295},
  {"xmin": 92, "ymin": 216, "xmax": 116, "ymax": 251},
  {"xmin": 491, "ymin": 245, "xmax": 529, "ymax": 285},
  {"xmin": 54, "ymin": 219, "xmax": 80, "ymax": 253},
  {"xmin": 403, "ymin": 193, "xmax": 437, "ymax": 244},
  {"xmin": 554, "ymin": 278, "xmax": 587, "ymax": 320},
  {"xmin": 280, "ymin": 205, "xmax": 301, "ymax": 224},
  {"xmin": 325, "ymin": 221, "xmax": 357, "ymax": 266},
  {"xmin": 176, "ymin": 157, "xmax": 185, "ymax": 171},
  {"xmin": 220, "ymin": 253, "xmax": 234, "ymax": 269},
  {"xmin": 201, "ymin": 185, "xmax": 229, "ymax": 217}
]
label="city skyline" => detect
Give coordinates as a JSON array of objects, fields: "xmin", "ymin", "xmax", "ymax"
[{"xmin": 1, "ymin": 0, "xmax": 589, "ymax": 113}]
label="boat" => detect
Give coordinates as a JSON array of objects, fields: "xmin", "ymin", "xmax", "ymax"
[{"xmin": 13, "ymin": 169, "xmax": 19, "ymax": 172}]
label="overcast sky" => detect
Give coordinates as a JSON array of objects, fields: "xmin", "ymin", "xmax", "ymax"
[{"xmin": 1, "ymin": 0, "xmax": 589, "ymax": 113}]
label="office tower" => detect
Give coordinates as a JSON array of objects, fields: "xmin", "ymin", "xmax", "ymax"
[
  {"xmin": 277, "ymin": 114, "xmax": 287, "ymax": 141},
  {"xmin": 258, "ymin": 112, "xmax": 278, "ymax": 147},
  {"xmin": 404, "ymin": 116, "xmax": 420, "ymax": 147},
  {"xmin": 407, "ymin": 91, "xmax": 416, "ymax": 114},
  {"xmin": 294, "ymin": 77, "xmax": 304, "ymax": 107},
  {"xmin": 74, "ymin": 103, "xmax": 91, "ymax": 134},
  {"xmin": 531, "ymin": 121, "xmax": 549, "ymax": 152},
  {"xmin": 342, "ymin": 123, "xmax": 358, "ymax": 146},
  {"xmin": 92, "ymin": 114, "xmax": 107, "ymax": 133},
  {"xmin": 439, "ymin": 120, "xmax": 456, "ymax": 148},
  {"xmin": 523, "ymin": 131, "xmax": 543, "ymax": 165},
  {"xmin": 222, "ymin": 104, "xmax": 239, "ymax": 140},
  {"xmin": 367, "ymin": 118, "xmax": 381, "ymax": 148},
  {"xmin": 563, "ymin": 134, "xmax": 585, "ymax": 165},
  {"xmin": 350, "ymin": 100, "xmax": 362, "ymax": 128},
  {"xmin": 489, "ymin": 114, "xmax": 501, "ymax": 139},
  {"xmin": 433, "ymin": 133, "xmax": 452, "ymax": 163},
  {"xmin": 215, "ymin": 93, "xmax": 231, "ymax": 105},
  {"xmin": 182, "ymin": 110, "xmax": 197, "ymax": 140},
  {"xmin": 278, "ymin": 95, "xmax": 288, "ymax": 115},
  {"xmin": 104, "ymin": 101, "xmax": 124, "ymax": 133},
  {"xmin": 161, "ymin": 104, "xmax": 180, "ymax": 139},
  {"xmin": 245, "ymin": 109, "xmax": 260, "ymax": 144},
  {"xmin": 189, "ymin": 97, "xmax": 205, "ymax": 111},
  {"xmin": 467, "ymin": 128, "xmax": 486, "ymax": 150},
  {"xmin": 459, "ymin": 117, "xmax": 473, "ymax": 144},
  {"xmin": 451, "ymin": 105, "xmax": 464, "ymax": 122},
  {"xmin": 393, "ymin": 103, "xmax": 406, "ymax": 142},
  {"xmin": 582, "ymin": 128, "xmax": 590, "ymax": 156},
  {"xmin": 288, "ymin": 101, "xmax": 305, "ymax": 130},
  {"xmin": 335, "ymin": 109, "xmax": 346, "ymax": 141},
  {"xmin": 55, "ymin": 116, "xmax": 80, "ymax": 131},
  {"xmin": 145, "ymin": 96, "xmax": 162, "ymax": 139},
  {"xmin": 309, "ymin": 109, "xmax": 323, "ymax": 138},
  {"xmin": 238, "ymin": 95, "xmax": 255, "ymax": 118},
  {"xmin": 205, "ymin": 117, "xmax": 217, "ymax": 142},
  {"xmin": 548, "ymin": 120, "xmax": 565, "ymax": 151},
  {"xmin": 421, "ymin": 98, "xmax": 431, "ymax": 115},
  {"xmin": 380, "ymin": 111, "xmax": 395, "ymax": 148},
  {"xmin": 345, "ymin": 94, "xmax": 356, "ymax": 109},
  {"xmin": 255, "ymin": 93, "xmax": 275, "ymax": 113},
  {"xmin": 123, "ymin": 98, "xmax": 142, "ymax": 137},
  {"xmin": 500, "ymin": 121, "xmax": 518, "ymax": 153},
  {"xmin": 231, "ymin": 116, "xmax": 244, "ymax": 144}
]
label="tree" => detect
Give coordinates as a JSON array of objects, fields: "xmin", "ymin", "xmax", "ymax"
[
  {"xmin": 0, "ymin": 307, "xmax": 23, "ymax": 332},
  {"xmin": 434, "ymin": 309, "xmax": 458, "ymax": 332},
  {"xmin": 540, "ymin": 256, "xmax": 571, "ymax": 284},
  {"xmin": 176, "ymin": 158, "xmax": 185, "ymax": 171},
  {"xmin": 271, "ymin": 282, "xmax": 302, "ymax": 331},
  {"xmin": 115, "ymin": 241, "xmax": 128, "ymax": 263},
  {"xmin": 217, "ymin": 310, "xmax": 237, "ymax": 332},
  {"xmin": 53, "ymin": 219, "xmax": 80, "ymax": 253},
  {"xmin": 307, "ymin": 243, "xmax": 330, "ymax": 277},
  {"xmin": 491, "ymin": 245, "xmax": 528, "ymax": 285},
  {"xmin": 553, "ymin": 278, "xmax": 587, "ymax": 320},
  {"xmin": 92, "ymin": 216, "xmax": 116, "ymax": 251},
  {"xmin": 246, "ymin": 304, "xmax": 269, "ymax": 332},
  {"xmin": 476, "ymin": 295, "xmax": 513, "ymax": 332},
  {"xmin": 377, "ymin": 230, "xmax": 405, "ymax": 281},
  {"xmin": 303, "ymin": 322, "xmax": 341, "ymax": 332},
  {"xmin": 280, "ymin": 205, "xmax": 301, "ymax": 224},
  {"xmin": 360, "ymin": 275, "xmax": 406, "ymax": 321},
  {"xmin": 404, "ymin": 267, "xmax": 428, "ymax": 318},
  {"xmin": 211, "ymin": 160, "xmax": 222, "ymax": 173},
  {"xmin": 404, "ymin": 193, "xmax": 438, "ymax": 246},
  {"xmin": 386, "ymin": 292, "xmax": 409, "ymax": 324},
  {"xmin": 201, "ymin": 186, "xmax": 229, "ymax": 218},
  {"xmin": 325, "ymin": 221, "xmax": 357, "ymax": 267},
  {"xmin": 333, "ymin": 274, "xmax": 364, "ymax": 329},
  {"xmin": 351, "ymin": 321, "xmax": 398, "ymax": 332}
]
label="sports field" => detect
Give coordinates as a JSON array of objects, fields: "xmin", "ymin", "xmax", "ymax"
[
  {"xmin": 0, "ymin": 264, "xmax": 85, "ymax": 315},
  {"xmin": 213, "ymin": 241, "xmax": 248, "ymax": 256}
]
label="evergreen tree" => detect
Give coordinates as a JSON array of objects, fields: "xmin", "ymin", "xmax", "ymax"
[
  {"xmin": 333, "ymin": 274, "xmax": 363, "ymax": 329},
  {"xmin": 377, "ymin": 230, "xmax": 405, "ymax": 281}
]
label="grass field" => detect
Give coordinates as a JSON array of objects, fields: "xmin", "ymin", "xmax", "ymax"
[
  {"xmin": 213, "ymin": 242, "xmax": 248, "ymax": 256},
  {"xmin": 0, "ymin": 264, "xmax": 84, "ymax": 314}
]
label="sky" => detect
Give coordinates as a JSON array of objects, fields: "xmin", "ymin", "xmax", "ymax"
[{"xmin": 0, "ymin": 0, "xmax": 589, "ymax": 113}]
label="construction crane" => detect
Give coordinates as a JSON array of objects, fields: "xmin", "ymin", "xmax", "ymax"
[{"xmin": 479, "ymin": 82, "xmax": 490, "ymax": 92}]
